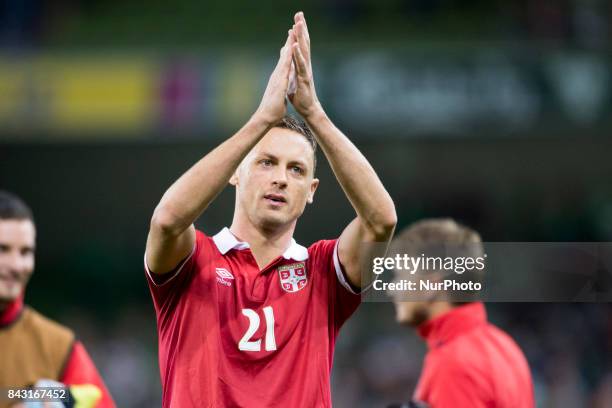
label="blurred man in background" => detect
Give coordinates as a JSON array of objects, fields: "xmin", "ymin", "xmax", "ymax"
[
  {"xmin": 390, "ymin": 219, "xmax": 534, "ymax": 408},
  {"xmin": 0, "ymin": 191, "xmax": 115, "ymax": 408},
  {"xmin": 145, "ymin": 12, "xmax": 396, "ymax": 408}
]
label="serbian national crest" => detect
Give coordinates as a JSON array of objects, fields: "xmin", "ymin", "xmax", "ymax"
[{"xmin": 278, "ymin": 262, "xmax": 308, "ymax": 293}]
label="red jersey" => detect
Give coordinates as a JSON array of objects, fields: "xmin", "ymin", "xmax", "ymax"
[
  {"xmin": 145, "ymin": 228, "xmax": 361, "ymax": 407},
  {"xmin": 413, "ymin": 302, "xmax": 534, "ymax": 408}
]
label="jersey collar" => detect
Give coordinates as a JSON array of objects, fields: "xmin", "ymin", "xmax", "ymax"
[
  {"xmin": 212, "ymin": 227, "xmax": 309, "ymax": 261},
  {"xmin": 417, "ymin": 302, "xmax": 487, "ymax": 349},
  {"xmin": 0, "ymin": 293, "xmax": 24, "ymax": 328}
]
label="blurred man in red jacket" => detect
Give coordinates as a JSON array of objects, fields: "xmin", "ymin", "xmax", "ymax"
[
  {"xmin": 390, "ymin": 219, "xmax": 534, "ymax": 408},
  {"xmin": 0, "ymin": 190, "xmax": 115, "ymax": 408}
]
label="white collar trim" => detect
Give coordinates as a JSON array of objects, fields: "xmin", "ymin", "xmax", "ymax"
[{"xmin": 212, "ymin": 227, "xmax": 309, "ymax": 261}]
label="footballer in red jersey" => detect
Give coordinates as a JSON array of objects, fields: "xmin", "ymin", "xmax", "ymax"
[{"xmin": 145, "ymin": 12, "xmax": 396, "ymax": 408}]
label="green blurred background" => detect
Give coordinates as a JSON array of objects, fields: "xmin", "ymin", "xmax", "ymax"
[{"xmin": 1, "ymin": 0, "xmax": 612, "ymax": 407}]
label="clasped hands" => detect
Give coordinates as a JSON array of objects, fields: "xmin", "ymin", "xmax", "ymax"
[{"xmin": 255, "ymin": 12, "xmax": 322, "ymax": 126}]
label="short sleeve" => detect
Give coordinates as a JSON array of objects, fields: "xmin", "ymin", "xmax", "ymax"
[
  {"xmin": 60, "ymin": 341, "xmax": 116, "ymax": 408},
  {"xmin": 145, "ymin": 230, "xmax": 208, "ymax": 313},
  {"xmin": 309, "ymin": 239, "xmax": 361, "ymax": 332}
]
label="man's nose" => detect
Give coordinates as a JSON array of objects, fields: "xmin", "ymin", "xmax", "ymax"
[
  {"xmin": 4, "ymin": 251, "xmax": 27, "ymax": 273},
  {"xmin": 271, "ymin": 167, "xmax": 288, "ymax": 188}
]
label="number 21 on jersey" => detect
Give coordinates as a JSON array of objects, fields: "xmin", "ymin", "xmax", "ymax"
[{"xmin": 239, "ymin": 306, "xmax": 277, "ymax": 352}]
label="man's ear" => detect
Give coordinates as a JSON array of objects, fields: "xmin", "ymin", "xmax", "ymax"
[
  {"xmin": 425, "ymin": 272, "xmax": 448, "ymax": 302},
  {"xmin": 307, "ymin": 178, "xmax": 319, "ymax": 204},
  {"xmin": 231, "ymin": 155, "xmax": 251, "ymax": 186},
  {"xmin": 229, "ymin": 171, "xmax": 239, "ymax": 186}
]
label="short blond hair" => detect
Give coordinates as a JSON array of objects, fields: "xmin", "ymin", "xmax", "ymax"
[
  {"xmin": 273, "ymin": 115, "xmax": 317, "ymax": 172},
  {"xmin": 392, "ymin": 218, "xmax": 482, "ymax": 252},
  {"xmin": 391, "ymin": 219, "xmax": 485, "ymax": 303}
]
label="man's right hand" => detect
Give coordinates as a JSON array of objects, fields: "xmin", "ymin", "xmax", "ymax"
[
  {"xmin": 146, "ymin": 25, "xmax": 296, "ymax": 277},
  {"xmin": 254, "ymin": 29, "xmax": 295, "ymax": 126}
]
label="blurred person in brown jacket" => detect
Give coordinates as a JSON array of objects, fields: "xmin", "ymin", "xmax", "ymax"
[{"xmin": 0, "ymin": 190, "xmax": 115, "ymax": 408}]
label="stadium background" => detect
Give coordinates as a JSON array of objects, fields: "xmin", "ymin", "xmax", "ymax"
[{"xmin": 1, "ymin": 0, "xmax": 611, "ymax": 406}]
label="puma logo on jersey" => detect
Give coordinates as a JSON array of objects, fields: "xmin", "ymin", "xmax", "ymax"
[{"xmin": 216, "ymin": 267, "xmax": 234, "ymax": 286}]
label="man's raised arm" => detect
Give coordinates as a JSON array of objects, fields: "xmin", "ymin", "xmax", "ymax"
[
  {"xmin": 289, "ymin": 12, "xmax": 397, "ymax": 289},
  {"xmin": 146, "ymin": 31, "xmax": 295, "ymax": 275}
]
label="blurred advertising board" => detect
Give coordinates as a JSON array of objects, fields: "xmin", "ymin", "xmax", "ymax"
[{"xmin": 0, "ymin": 50, "xmax": 610, "ymax": 140}]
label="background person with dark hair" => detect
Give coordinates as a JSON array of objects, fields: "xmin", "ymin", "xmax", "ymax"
[
  {"xmin": 0, "ymin": 191, "xmax": 115, "ymax": 408},
  {"xmin": 389, "ymin": 218, "xmax": 534, "ymax": 408}
]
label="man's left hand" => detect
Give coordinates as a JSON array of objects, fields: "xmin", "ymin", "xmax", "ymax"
[{"xmin": 288, "ymin": 12, "xmax": 322, "ymax": 119}]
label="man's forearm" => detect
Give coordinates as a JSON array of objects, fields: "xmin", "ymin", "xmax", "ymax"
[
  {"xmin": 305, "ymin": 107, "xmax": 396, "ymax": 238},
  {"xmin": 153, "ymin": 115, "xmax": 272, "ymax": 235},
  {"xmin": 146, "ymin": 31, "xmax": 294, "ymax": 274}
]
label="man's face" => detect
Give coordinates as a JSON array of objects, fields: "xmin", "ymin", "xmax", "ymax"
[
  {"xmin": 391, "ymin": 267, "xmax": 432, "ymax": 327},
  {"xmin": 393, "ymin": 300, "xmax": 430, "ymax": 327},
  {"xmin": 232, "ymin": 128, "xmax": 319, "ymax": 230},
  {"xmin": 0, "ymin": 219, "xmax": 35, "ymax": 303}
]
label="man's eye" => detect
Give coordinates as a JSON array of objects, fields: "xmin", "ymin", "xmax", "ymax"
[
  {"xmin": 0, "ymin": 244, "xmax": 9, "ymax": 253},
  {"xmin": 291, "ymin": 166, "xmax": 304, "ymax": 174},
  {"xmin": 260, "ymin": 159, "xmax": 272, "ymax": 167}
]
